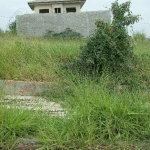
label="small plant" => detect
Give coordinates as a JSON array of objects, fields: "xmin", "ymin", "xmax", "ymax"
[
  {"xmin": 45, "ymin": 28, "xmax": 82, "ymax": 39},
  {"xmin": 72, "ymin": 0, "xmax": 140, "ymax": 77}
]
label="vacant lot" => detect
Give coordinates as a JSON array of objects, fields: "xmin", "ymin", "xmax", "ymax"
[{"xmin": 0, "ymin": 35, "xmax": 150, "ymax": 150}]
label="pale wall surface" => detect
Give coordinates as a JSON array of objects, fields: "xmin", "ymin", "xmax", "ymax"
[
  {"xmin": 63, "ymin": 3, "xmax": 80, "ymax": 13},
  {"xmin": 34, "ymin": 4, "xmax": 53, "ymax": 13},
  {"xmin": 16, "ymin": 11, "xmax": 111, "ymax": 37},
  {"xmin": 52, "ymin": 3, "xmax": 63, "ymax": 13},
  {"xmin": 33, "ymin": 3, "xmax": 81, "ymax": 13}
]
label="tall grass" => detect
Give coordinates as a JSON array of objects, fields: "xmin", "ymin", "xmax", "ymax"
[
  {"xmin": 133, "ymin": 39, "xmax": 150, "ymax": 88},
  {"xmin": 0, "ymin": 35, "xmax": 85, "ymax": 81},
  {"xmin": 133, "ymin": 32, "xmax": 147, "ymax": 42},
  {"xmin": 0, "ymin": 77, "xmax": 150, "ymax": 149},
  {"xmin": 0, "ymin": 35, "xmax": 150, "ymax": 149}
]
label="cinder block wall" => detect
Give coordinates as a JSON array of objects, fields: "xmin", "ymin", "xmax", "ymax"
[{"xmin": 16, "ymin": 11, "xmax": 111, "ymax": 37}]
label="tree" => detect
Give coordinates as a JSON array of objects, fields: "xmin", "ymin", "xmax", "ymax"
[{"xmin": 74, "ymin": 0, "xmax": 139, "ymax": 75}]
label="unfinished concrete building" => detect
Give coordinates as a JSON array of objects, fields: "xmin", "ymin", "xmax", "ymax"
[
  {"xmin": 28, "ymin": 0, "xmax": 86, "ymax": 13},
  {"xmin": 16, "ymin": 0, "xmax": 111, "ymax": 37}
]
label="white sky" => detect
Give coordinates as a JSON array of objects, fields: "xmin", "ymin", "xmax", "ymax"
[{"xmin": 0, "ymin": 0, "xmax": 150, "ymax": 37}]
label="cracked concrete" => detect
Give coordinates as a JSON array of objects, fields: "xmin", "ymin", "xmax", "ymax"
[
  {"xmin": 0, "ymin": 80, "xmax": 67, "ymax": 116},
  {"xmin": 1, "ymin": 95, "xmax": 67, "ymax": 116}
]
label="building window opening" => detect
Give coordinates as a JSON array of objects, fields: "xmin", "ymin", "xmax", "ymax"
[
  {"xmin": 55, "ymin": 8, "xmax": 61, "ymax": 13},
  {"xmin": 66, "ymin": 7, "xmax": 76, "ymax": 13},
  {"xmin": 39, "ymin": 9, "xmax": 49, "ymax": 13}
]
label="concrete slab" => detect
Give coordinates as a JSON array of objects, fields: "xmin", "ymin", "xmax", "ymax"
[
  {"xmin": 1, "ymin": 95, "xmax": 67, "ymax": 117},
  {"xmin": 0, "ymin": 80, "xmax": 53, "ymax": 96}
]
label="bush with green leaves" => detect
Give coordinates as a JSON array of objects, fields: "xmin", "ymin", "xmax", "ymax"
[
  {"xmin": 45, "ymin": 28, "xmax": 82, "ymax": 39},
  {"xmin": 7, "ymin": 20, "xmax": 16, "ymax": 34},
  {"xmin": 74, "ymin": 0, "xmax": 139, "ymax": 76}
]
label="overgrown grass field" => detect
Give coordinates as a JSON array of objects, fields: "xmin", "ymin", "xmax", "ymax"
[
  {"xmin": 0, "ymin": 35, "xmax": 85, "ymax": 81},
  {"xmin": 0, "ymin": 34, "xmax": 150, "ymax": 149}
]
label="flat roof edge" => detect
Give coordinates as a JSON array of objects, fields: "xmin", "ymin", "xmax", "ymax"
[{"xmin": 28, "ymin": 1, "xmax": 85, "ymax": 10}]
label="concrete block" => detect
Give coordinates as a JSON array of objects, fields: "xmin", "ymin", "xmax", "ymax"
[{"xmin": 0, "ymin": 80, "xmax": 52, "ymax": 96}]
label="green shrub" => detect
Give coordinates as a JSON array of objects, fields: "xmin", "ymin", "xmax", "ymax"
[
  {"xmin": 6, "ymin": 20, "xmax": 16, "ymax": 35},
  {"xmin": 45, "ymin": 28, "xmax": 82, "ymax": 39},
  {"xmin": 72, "ymin": 1, "xmax": 139, "ymax": 76}
]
